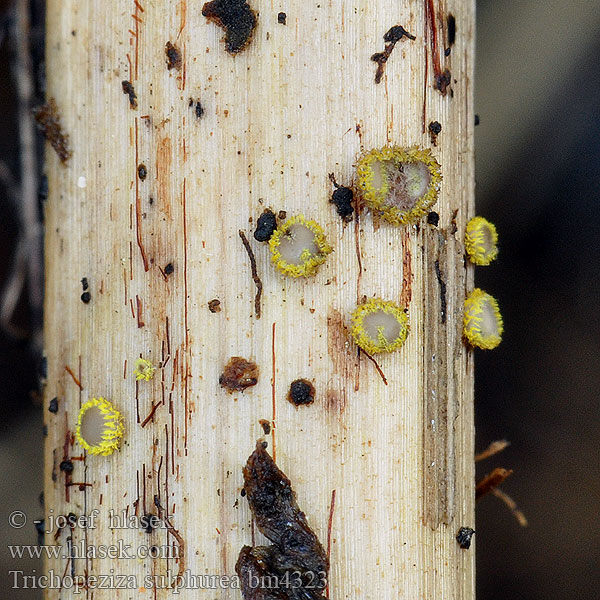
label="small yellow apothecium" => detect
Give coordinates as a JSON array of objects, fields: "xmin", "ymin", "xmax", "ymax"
[
  {"xmin": 356, "ymin": 146, "xmax": 441, "ymax": 225},
  {"xmin": 351, "ymin": 298, "xmax": 409, "ymax": 354},
  {"xmin": 465, "ymin": 216, "xmax": 498, "ymax": 265},
  {"xmin": 75, "ymin": 397, "xmax": 124, "ymax": 456},
  {"xmin": 269, "ymin": 215, "xmax": 333, "ymax": 277},
  {"xmin": 463, "ymin": 288, "xmax": 503, "ymax": 349},
  {"xmin": 134, "ymin": 357, "xmax": 156, "ymax": 381}
]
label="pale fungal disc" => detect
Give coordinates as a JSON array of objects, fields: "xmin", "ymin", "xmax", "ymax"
[
  {"xmin": 276, "ymin": 224, "xmax": 319, "ymax": 265},
  {"xmin": 479, "ymin": 297, "xmax": 500, "ymax": 339},
  {"xmin": 79, "ymin": 405, "xmax": 105, "ymax": 447},
  {"xmin": 362, "ymin": 309, "xmax": 402, "ymax": 344}
]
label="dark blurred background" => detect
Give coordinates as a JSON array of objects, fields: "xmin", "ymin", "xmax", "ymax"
[{"xmin": 0, "ymin": 0, "xmax": 599, "ymax": 598}]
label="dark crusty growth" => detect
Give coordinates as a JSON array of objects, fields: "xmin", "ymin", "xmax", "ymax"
[
  {"xmin": 236, "ymin": 442, "xmax": 328, "ymax": 600},
  {"xmin": 33, "ymin": 100, "xmax": 72, "ymax": 164},
  {"xmin": 287, "ymin": 379, "xmax": 315, "ymax": 407},
  {"xmin": 202, "ymin": 0, "xmax": 257, "ymax": 54},
  {"xmin": 254, "ymin": 209, "xmax": 277, "ymax": 242},
  {"xmin": 219, "ymin": 357, "xmax": 259, "ymax": 393}
]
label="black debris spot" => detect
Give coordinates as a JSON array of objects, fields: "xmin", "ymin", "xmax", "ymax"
[
  {"xmin": 456, "ymin": 526, "xmax": 475, "ymax": 549},
  {"xmin": 202, "ymin": 0, "xmax": 257, "ymax": 54},
  {"xmin": 372, "ymin": 25, "xmax": 416, "ymax": 84},
  {"xmin": 219, "ymin": 357, "xmax": 259, "ymax": 393},
  {"xmin": 434, "ymin": 260, "xmax": 447, "ymax": 324},
  {"xmin": 427, "ymin": 211, "xmax": 439, "ymax": 227},
  {"xmin": 137, "ymin": 163, "xmax": 147, "ymax": 181},
  {"xmin": 141, "ymin": 513, "xmax": 158, "ymax": 534},
  {"xmin": 428, "ymin": 120, "xmax": 442, "ymax": 146},
  {"xmin": 383, "ymin": 25, "xmax": 415, "ymax": 44},
  {"xmin": 253, "ymin": 209, "xmax": 277, "ymax": 242},
  {"xmin": 33, "ymin": 100, "xmax": 72, "ymax": 164},
  {"xmin": 80, "ymin": 291, "xmax": 91, "ymax": 304},
  {"xmin": 59, "ymin": 460, "xmax": 74, "ymax": 474},
  {"xmin": 287, "ymin": 379, "xmax": 315, "ymax": 407},
  {"xmin": 277, "ymin": 12, "xmax": 286, "ymax": 25},
  {"xmin": 80, "ymin": 277, "xmax": 88, "ymax": 291},
  {"xmin": 189, "ymin": 98, "xmax": 205, "ymax": 119},
  {"xmin": 434, "ymin": 69, "xmax": 452, "ymax": 95},
  {"xmin": 236, "ymin": 442, "xmax": 329, "ymax": 600},
  {"xmin": 164, "ymin": 263, "xmax": 174, "ymax": 275},
  {"xmin": 208, "ymin": 298, "xmax": 221, "ymax": 313},
  {"xmin": 121, "ymin": 80, "xmax": 138, "ymax": 109},
  {"xmin": 445, "ymin": 47, "xmax": 451, "ymax": 57},
  {"xmin": 35, "ymin": 519, "xmax": 45, "ymax": 545},
  {"xmin": 165, "ymin": 41, "xmax": 182, "ymax": 70},
  {"xmin": 259, "ymin": 419, "xmax": 271, "ymax": 434},
  {"xmin": 328, "ymin": 173, "xmax": 354, "ymax": 221},
  {"xmin": 48, "ymin": 397, "xmax": 58, "ymax": 413},
  {"xmin": 277, "ymin": 210, "xmax": 287, "ymax": 220},
  {"xmin": 474, "ymin": 114, "xmax": 480, "ymax": 126},
  {"xmin": 447, "ymin": 14, "xmax": 456, "ymax": 47}
]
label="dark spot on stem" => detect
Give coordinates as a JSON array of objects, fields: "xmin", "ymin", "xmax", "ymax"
[
  {"xmin": 434, "ymin": 69, "xmax": 452, "ymax": 95},
  {"xmin": 259, "ymin": 419, "xmax": 271, "ymax": 434},
  {"xmin": 48, "ymin": 398, "xmax": 58, "ymax": 413},
  {"xmin": 208, "ymin": 298, "xmax": 221, "ymax": 313},
  {"xmin": 434, "ymin": 260, "xmax": 447, "ymax": 324},
  {"xmin": 164, "ymin": 263, "xmax": 174, "ymax": 275},
  {"xmin": 328, "ymin": 173, "xmax": 354, "ymax": 221},
  {"xmin": 189, "ymin": 98, "xmax": 205, "ymax": 119},
  {"xmin": 165, "ymin": 41, "xmax": 182, "ymax": 70},
  {"xmin": 237, "ymin": 442, "xmax": 329, "ymax": 600},
  {"xmin": 447, "ymin": 14, "xmax": 456, "ymax": 47},
  {"xmin": 33, "ymin": 100, "xmax": 72, "ymax": 164},
  {"xmin": 219, "ymin": 357, "xmax": 259, "ymax": 393},
  {"xmin": 202, "ymin": 0, "xmax": 257, "ymax": 54},
  {"xmin": 456, "ymin": 526, "xmax": 475, "ymax": 549},
  {"xmin": 277, "ymin": 12, "xmax": 286, "ymax": 25},
  {"xmin": 427, "ymin": 211, "xmax": 439, "ymax": 227},
  {"xmin": 121, "ymin": 80, "xmax": 137, "ymax": 109},
  {"xmin": 474, "ymin": 114, "xmax": 480, "ymax": 126},
  {"xmin": 372, "ymin": 25, "xmax": 416, "ymax": 84},
  {"xmin": 59, "ymin": 460, "xmax": 74, "ymax": 474},
  {"xmin": 254, "ymin": 209, "xmax": 277, "ymax": 242},
  {"xmin": 80, "ymin": 291, "xmax": 91, "ymax": 304},
  {"xmin": 80, "ymin": 277, "xmax": 88, "ymax": 291},
  {"xmin": 287, "ymin": 379, "xmax": 315, "ymax": 407},
  {"xmin": 137, "ymin": 163, "xmax": 147, "ymax": 181},
  {"xmin": 428, "ymin": 120, "xmax": 442, "ymax": 146}
]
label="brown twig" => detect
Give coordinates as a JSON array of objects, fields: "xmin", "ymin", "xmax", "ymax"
[
  {"xmin": 238, "ymin": 230, "xmax": 263, "ymax": 318},
  {"xmin": 475, "ymin": 439, "xmax": 510, "ymax": 462},
  {"xmin": 475, "ymin": 467, "xmax": 513, "ymax": 501},
  {"xmin": 491, "ymin": 487, "xmax": 528, "ymax": 527}
]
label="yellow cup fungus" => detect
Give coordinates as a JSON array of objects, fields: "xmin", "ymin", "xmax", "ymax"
[
  {"xmin": 75, "ymin": 397, "xmax": 124, "ymax": 456},
  {"xmin": 463, "ymin": 288, "xmax": 503, "ymax": 349},
  {"xmin": 269, "ymin": 215, "xmax": 333, "ymax": 277},
  {"xmin": 351, "ymin": 298, "xmax": 409, "ymax": 354},
  {"xmin": 134, "ymin": 357, "xmax": 156, "ymax": 381},
  {"xmin": 356, "ymin": 146, "xmax": 441, "ymax": 225},
  {"xmin": 465, "ymin": 216, "xmax": 498, "ymax": 265}
]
